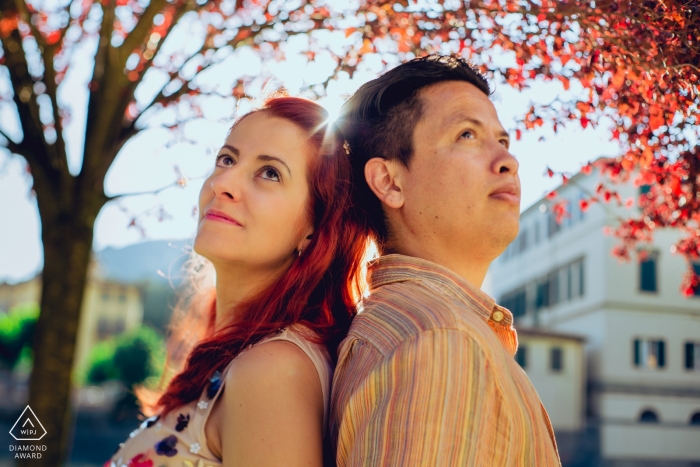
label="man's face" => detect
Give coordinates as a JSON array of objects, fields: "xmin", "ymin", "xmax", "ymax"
[{"xmin": 393, "ymin": 80, "xmax": 520, "ymax": 262}]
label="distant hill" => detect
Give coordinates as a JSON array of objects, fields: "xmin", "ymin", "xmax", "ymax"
[
  {"xmin": 95, "ymin": 240, "xmax": 195, "ymax": 331},
  {"xmin": 95, "ymin": 240, "xmax": 192, "ymax": 286}
]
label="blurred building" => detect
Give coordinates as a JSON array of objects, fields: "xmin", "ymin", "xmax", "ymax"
[
  {"xmin": 489, "ymin": 163, "xmax": 700, "ymax": 467},
  {"xmin": 0, "ymin": 274, "xmax": 143, "ymax": 378}
]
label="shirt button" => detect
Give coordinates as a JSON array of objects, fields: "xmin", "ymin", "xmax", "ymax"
[{"xmin": 491, "ymin": 310, "xmax": 504, "ymax": 322}]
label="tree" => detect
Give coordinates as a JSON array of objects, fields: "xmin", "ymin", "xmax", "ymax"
[
  {"xmin": 0, "ymin": 0, "xmax": 697, "ymax": 464},
  {"xmin": 84, "ymin": 326, "xmax": 165, "ymax": 421}
]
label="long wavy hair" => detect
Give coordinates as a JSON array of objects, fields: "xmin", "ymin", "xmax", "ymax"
[{"xmin": 138, "ymin": 96, "xmax": 369, "ymax": 416}]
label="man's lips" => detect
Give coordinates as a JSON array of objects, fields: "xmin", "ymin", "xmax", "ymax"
[
  {"xmin": 490, "ymin": 184, "xmax": 521, "ymax": 204},
  {"xmin": 203, "ymin": 209, "xmax": 242, "ymax": 226}
]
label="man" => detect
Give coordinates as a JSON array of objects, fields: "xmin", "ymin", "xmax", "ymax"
[{"xmin": 331, "ymin": 54, "xmax": 561, "ymax": 466}]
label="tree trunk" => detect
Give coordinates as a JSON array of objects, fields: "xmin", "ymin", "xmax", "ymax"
[{"xmin": 17, "ymin": 194, "xmax": 105, "ymax": 467}]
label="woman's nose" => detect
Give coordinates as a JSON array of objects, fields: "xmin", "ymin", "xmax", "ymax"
[{"xmin": 210, "ymin": 168, "xmax": 242, "ymax": 201}]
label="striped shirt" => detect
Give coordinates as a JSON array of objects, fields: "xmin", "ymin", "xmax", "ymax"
[{"xmin": 330, "ymin": 254, "xmax": 561, "ymax": 466}]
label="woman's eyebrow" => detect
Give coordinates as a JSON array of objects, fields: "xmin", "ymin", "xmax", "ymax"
[
  {"xmin": 221, "ymin": 144, "xmax": 239, "ymax": 155},
  {"xmin": 258, "ymin": 155, "xmax": 291, "ymax": 177}
]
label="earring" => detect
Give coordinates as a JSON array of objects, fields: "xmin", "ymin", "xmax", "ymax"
[{"xmin": 297, "ymin": 248, "xmax": 302, "ymax": 257}]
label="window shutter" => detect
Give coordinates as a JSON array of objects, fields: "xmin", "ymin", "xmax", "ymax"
[
  {"xmin": 634, "ymin": 339, "xmax": 641, "ymax": 366},
  {"xmin": 686, "ymin": 342, "xmax": 695, "ymax": 370},
  {"xmin": 657, "ymin": 340, "xmax": 666, "ymax": 368}
]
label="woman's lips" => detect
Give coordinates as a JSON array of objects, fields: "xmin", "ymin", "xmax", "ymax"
[{"xmin": 204, "ymin": 210, "xmax": 242, "ymax": 226}]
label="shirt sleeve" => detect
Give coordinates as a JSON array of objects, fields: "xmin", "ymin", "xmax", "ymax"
[{"xmin": 333, "ymin": 328, "xmax": 501, "ymax": 467}]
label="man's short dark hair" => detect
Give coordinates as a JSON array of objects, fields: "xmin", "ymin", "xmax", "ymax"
[{"xmin": 337, "ymin": 54, "xmax": 492, "ymax": 245}]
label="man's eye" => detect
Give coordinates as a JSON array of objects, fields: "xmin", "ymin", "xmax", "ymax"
[
  {"xmin": 215, "ymin": 154, "xmax": 235, "ymax": 167},
  {"xmin": 500, "ymin": 139, "xmax": 510, "ymax": 149},
  {"xmin": 460, "ymin": 130, "xmax": 475, "ymax": 139},
  {"xmin": 260, "ymin": 166, "xmax": 281, "ymax": 182}
]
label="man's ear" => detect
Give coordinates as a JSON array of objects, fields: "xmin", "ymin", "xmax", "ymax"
[{"xmin": 365, "ymin": 157, "xmax": 404, "ymax": 209}]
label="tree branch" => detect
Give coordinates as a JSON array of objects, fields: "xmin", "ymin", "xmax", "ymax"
[
  {"xmin": 118, "ymin": 0, "xmax": 168, "ymax": 63},
  {"xmin": 0, "ymin": 3, "xmax": 57, "ymax": 180},
  {"xmin": 105, "ymin": 180, "xmax": 185, "ymax": 201},
  {"xmin": 0, "ymin": 127, "xmax": 25, "ymax": 156}
]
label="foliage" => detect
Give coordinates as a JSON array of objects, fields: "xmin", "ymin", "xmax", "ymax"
[
  {"xmin": 358, "ymin": 0, "xmax": 699, "ymax": 293},
  {"xmin": 0, "ymin": 1, "xmax": 696, "ymax": 285},
  {"xmin": 84, "ymin": 325, "xmax": 165, "ymax": 388},
  {"xmin": 0, "ymin": 0, "xmax": 697, "ymax": 462},
  {"xmin": 84, "ymin": 339, "xmax": 119, "ymax": 384},
  {"xmin": 0, "ymin": 303, "xmax": 38, "ymax": 370}
]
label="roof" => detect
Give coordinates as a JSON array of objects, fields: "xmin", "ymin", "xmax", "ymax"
[{"xmin": 515, "ymin": 326, "xmax": 586, "ymax": 342}]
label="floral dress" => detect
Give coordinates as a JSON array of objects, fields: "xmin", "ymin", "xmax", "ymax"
[{"xmin": 103, "ymin": 325, "xmax": 333, "ymax": 467}]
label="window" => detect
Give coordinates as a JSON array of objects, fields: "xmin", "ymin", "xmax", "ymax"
[
  {"xmin": 566, "ymin": 258, "xmax": 585, "ymax": 299},
  {"xmin": 639, "ymin": 251, "xmax": 658, "ymax": 292},
  {"xmin": 501, "ymin": 288, "xmax": 526, "ymax": 318},
  {"xmin": 692, "ymin": 263, "xmax": 700, "ymax": 297},
  {"xmin": 536, "ymin": 279, "xmax": 550, "ymax": 310},
  {"xmin": 574, "ymin": 193, "xmax": 588, "ymax": 221},
  {"xmin": 113, "ymin": 318, "xmax": 125, "ymax": 334},
  {"xmin": 685, "ymin": 342, "xmax": 700, "ymax": 371},
  {"xmin": 690, "ymin": 412, "xmax": 700, "ymax": 425},
  {"xmin": 550, "ymin": 347, "xmax": 563, "ymax": 372},
  {"xmin": 548, "ymin": 212, "xmax": 561, "ymax": 237},
  {"xmin": 534, "ymin": 221, "xmax": 540, "ymax": 245},
  {"xmin": 519, "ymin": 228, "xmax": 528, "ymax": 253},
  {"xmin": 547, "ymin": 271, "xmax": 560, "ymax": 307},
  {"xmin": 515, "ymin": 346, "xmax": 527, "ymax": 369},
  {"xmin": 101, "ymin": 290, "xmax": 110, "ymax": 301},
  {"xmin": 639, "ymin": 409, "xmax": 659, "ymax": 423},
  {"xmin": 634, "ymin": 339, "xmax": 666, "ymax": 369},
  {"xmin": 576, "ymin": 258, "xmax": 585, "ymax": 297}
]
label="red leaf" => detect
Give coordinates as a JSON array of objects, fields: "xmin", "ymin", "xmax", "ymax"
[
  {"xmin": 516, "ymin": 129, "xmax": 522, "ymax": 141},
  {"xmin": 580, "ymin": 116, "xmax": 589, "ymax": 129},
  {"xmin": 546, "ymin": 190, "xmax": 557, "ymax": 200}
]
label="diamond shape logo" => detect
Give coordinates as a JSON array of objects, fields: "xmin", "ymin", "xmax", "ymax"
[{"xmin": 9, "ymin": 406, "xmax": 47, "ymax": 441}]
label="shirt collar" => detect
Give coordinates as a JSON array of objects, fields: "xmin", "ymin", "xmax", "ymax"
[{"xmin": 368, "ymin": 254, "xmax": 513, "ymax": 328}]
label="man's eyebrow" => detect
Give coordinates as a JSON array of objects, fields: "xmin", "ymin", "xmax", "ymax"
[
  {"xmin": 258, "ymin": 155, "xmax": 292, "ymax": 177},
  {"xmin": 447, "ymin": 114, "xmax": 510, "ymax": 139}
]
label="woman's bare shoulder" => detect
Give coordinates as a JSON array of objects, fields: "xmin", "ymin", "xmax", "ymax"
[
  {"xmin": 217, "ymin": 339, "xmax": 324, "ymax": 466},
  {"xmin": 226, "ymin": 338, "xmax": 319, "ymax": 386}
]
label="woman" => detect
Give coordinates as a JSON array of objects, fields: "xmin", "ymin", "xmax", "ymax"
[{"xmin": 104, "ymin": 96, "xmax": 368, "ymax": 467}]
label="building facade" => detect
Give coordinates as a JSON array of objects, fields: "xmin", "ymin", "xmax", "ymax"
[
  {"xmin": 488, "ymin": 165, "xmax": 700, "ymax": 466},
  {"xmin": 0, "ymin": 275, "xmax": 143, "ymax": 380}
]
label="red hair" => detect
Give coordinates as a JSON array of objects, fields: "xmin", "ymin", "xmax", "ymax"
[{"xmin": 140, "ymin": 97, "xmax": 369, "ymax": 416}]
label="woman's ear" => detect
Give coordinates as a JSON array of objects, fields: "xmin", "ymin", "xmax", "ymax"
[
  {"xmin": 297, "ymin": 230, "xmax": 314, "ymax": 253},
  {"xmin": 365, "ymin": 158, "xmax": 404, "ymax": 209}
]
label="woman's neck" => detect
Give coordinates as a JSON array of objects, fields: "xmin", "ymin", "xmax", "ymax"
[{"xmin": 212, "ymin": 260, "xmax": 292, "ymax": 330}]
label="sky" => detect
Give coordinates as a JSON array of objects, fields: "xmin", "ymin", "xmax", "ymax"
[{"xmin": 0, "ymin": 32, "xmax": 621, "ymax": 284}]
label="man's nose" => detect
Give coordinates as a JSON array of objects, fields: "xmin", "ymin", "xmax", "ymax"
[{"xmin": 491, "ymin": 141, "xmax": 519, "ymax": 175}]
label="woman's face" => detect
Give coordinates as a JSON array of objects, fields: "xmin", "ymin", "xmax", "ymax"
[{"xmin": 194, "ymin": 111, "xmax": 314, "ymax": 272}]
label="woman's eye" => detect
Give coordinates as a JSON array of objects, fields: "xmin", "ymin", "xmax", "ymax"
[
  {"xmin": 460, "ymin": 130, "xmax": 475, "ymax": 140},
  {"xmin": 500, "ymin": 139, "xmax": 510, "ymax": 149},
  {"xmin": 259, "ymin": 166, "xmax": 281, "ymax": 182},
  {"xmin": 215, "ymin": 154, "xmax": 235, "ymax": 167}
]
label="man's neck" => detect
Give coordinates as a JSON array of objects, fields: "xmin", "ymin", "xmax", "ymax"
[{"xmin": 386, "ymin": 242, "xmax": 491, "ymax": 289}]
